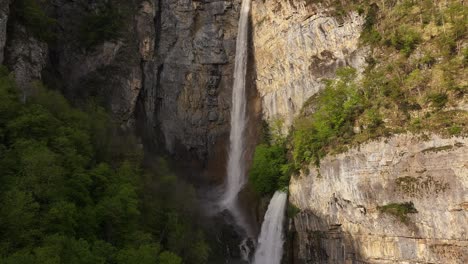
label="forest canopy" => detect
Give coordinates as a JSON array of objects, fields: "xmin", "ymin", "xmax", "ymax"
[{"xmin": 0, "ymin": 67, "xmax": 209, "ymax": 264}]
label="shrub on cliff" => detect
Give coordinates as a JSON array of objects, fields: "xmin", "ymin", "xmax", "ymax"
[{"xmin": 377, "ymin": 202, "xmax": 418, "ymax": 223}]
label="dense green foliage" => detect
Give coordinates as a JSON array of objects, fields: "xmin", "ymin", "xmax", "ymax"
[
  {"xmin": 249, "ymin": 144, "xmax": 289, "ymax": 195},
  {"xmin": 0, "ymin": 67, "xmax": 209, "ymax": 263},
  {"xmin": 14, "ymin": 0, "xmax": 56, "ymax": 42},
  {"xmin": 249, "ymin": 120, "xmax": 292, "ymax": 196},
  {"xmin": 79, "ymin": 3, "xmax": 126, "ymax": 48},
  {"xmin": 377, "ymin": 202, "xmax": 418, "ymax": 223}
]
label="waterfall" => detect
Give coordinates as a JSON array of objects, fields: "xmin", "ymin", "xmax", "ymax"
[
  {"xmin": 223, "ymin": 0, "xmax": 251, "ymax": 209},
  {"xmin": 253, "ymin": 191, "xmax": 288, "ymax": 264}
]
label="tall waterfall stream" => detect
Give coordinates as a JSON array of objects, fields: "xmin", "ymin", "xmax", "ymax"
[{"xmin": 223, "ymin": 0, "xmax": 251, "ymax": 209}]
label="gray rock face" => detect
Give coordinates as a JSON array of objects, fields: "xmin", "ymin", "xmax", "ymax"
[
  {"xmin": 0, "ymin": 0, "xmax": 9, "ymax": 64},
  {"xmin": 252, "ymin": 0, "xmax": 367, "ymax": 131},
  {"xmin": 289, "ymin": 134, "xmax": 468, "ymax": 263},
  {"xmin": 148, "ymin": 0, "xmax": 241, "ymax": 160}
]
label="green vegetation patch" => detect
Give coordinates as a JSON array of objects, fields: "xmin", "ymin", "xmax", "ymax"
[
  {"xmin": 426, "ymin": 92, "xmax": 448, "ymax": 109},
  {"xmin": 386, "ymin": 26, "xmax": 421, "ymax": 57},
  {"xmin": 377, "ymin": 202, "xmax": 418, "ymax": 223},
  {"xmin": 249, "ymin": 143, "xmax": 291, "ymax": 196}
]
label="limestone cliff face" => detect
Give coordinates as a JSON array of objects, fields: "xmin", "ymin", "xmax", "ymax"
[
  {"xmin": 251, "ymin": 0, "xmax": 367, "ymax": 130},
  {"xmin": 289, "ymin": 134, "xmax": 468, "ymax": 263}
]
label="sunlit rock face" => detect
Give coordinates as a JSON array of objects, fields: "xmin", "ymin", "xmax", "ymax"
[
  {"xmin": 251, "ymin": 0, "xmax": 367, "ymax": 131},
  {"xmin": 289, "ymin": 134, "xmax": 468, "ymax": 263}
]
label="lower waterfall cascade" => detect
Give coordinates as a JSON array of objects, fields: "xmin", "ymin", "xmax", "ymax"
[{"xmin": 253, "ymin": 191, "xmax": 288, "ymax": 264}]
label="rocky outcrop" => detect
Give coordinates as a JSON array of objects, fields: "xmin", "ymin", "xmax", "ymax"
[
  {"xmin": 289, "ymin": 134, "xmax": 468, "ymax": 263},
  {"xmin": 251, "ymin": 0, "xmax": 367, "ymax": 131},
  {"xmin": 0, "ymin": 0, "xmax": 9, "ymax": 64}
]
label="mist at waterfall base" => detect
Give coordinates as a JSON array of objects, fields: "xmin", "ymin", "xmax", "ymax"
[{"xmin": 252, "ymin": 191, "xmax": 288, "ymax": 264}]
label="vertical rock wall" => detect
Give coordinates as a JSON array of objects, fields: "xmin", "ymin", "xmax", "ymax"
[{"xmin": 149, "ymin": 0, "xmax": 241, "ymax": 162}]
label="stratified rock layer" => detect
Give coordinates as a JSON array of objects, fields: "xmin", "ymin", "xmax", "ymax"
[{"xmin": 289, "ymin": 134, "xmax": 468, "ymax": 263}]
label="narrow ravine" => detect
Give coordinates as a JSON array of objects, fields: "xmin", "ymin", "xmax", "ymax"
[{"xmin": 253, "ymin": 191, "xmax": 288, "ymax": 264}]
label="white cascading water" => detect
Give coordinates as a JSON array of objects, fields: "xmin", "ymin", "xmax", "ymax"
[
  {"xmin": 253, "ymin": 191, "xmax": 288, "ymax": 264},
  {"xmin": 223, "ymin": 0, "xmax": 251, "ymax": 209}
]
